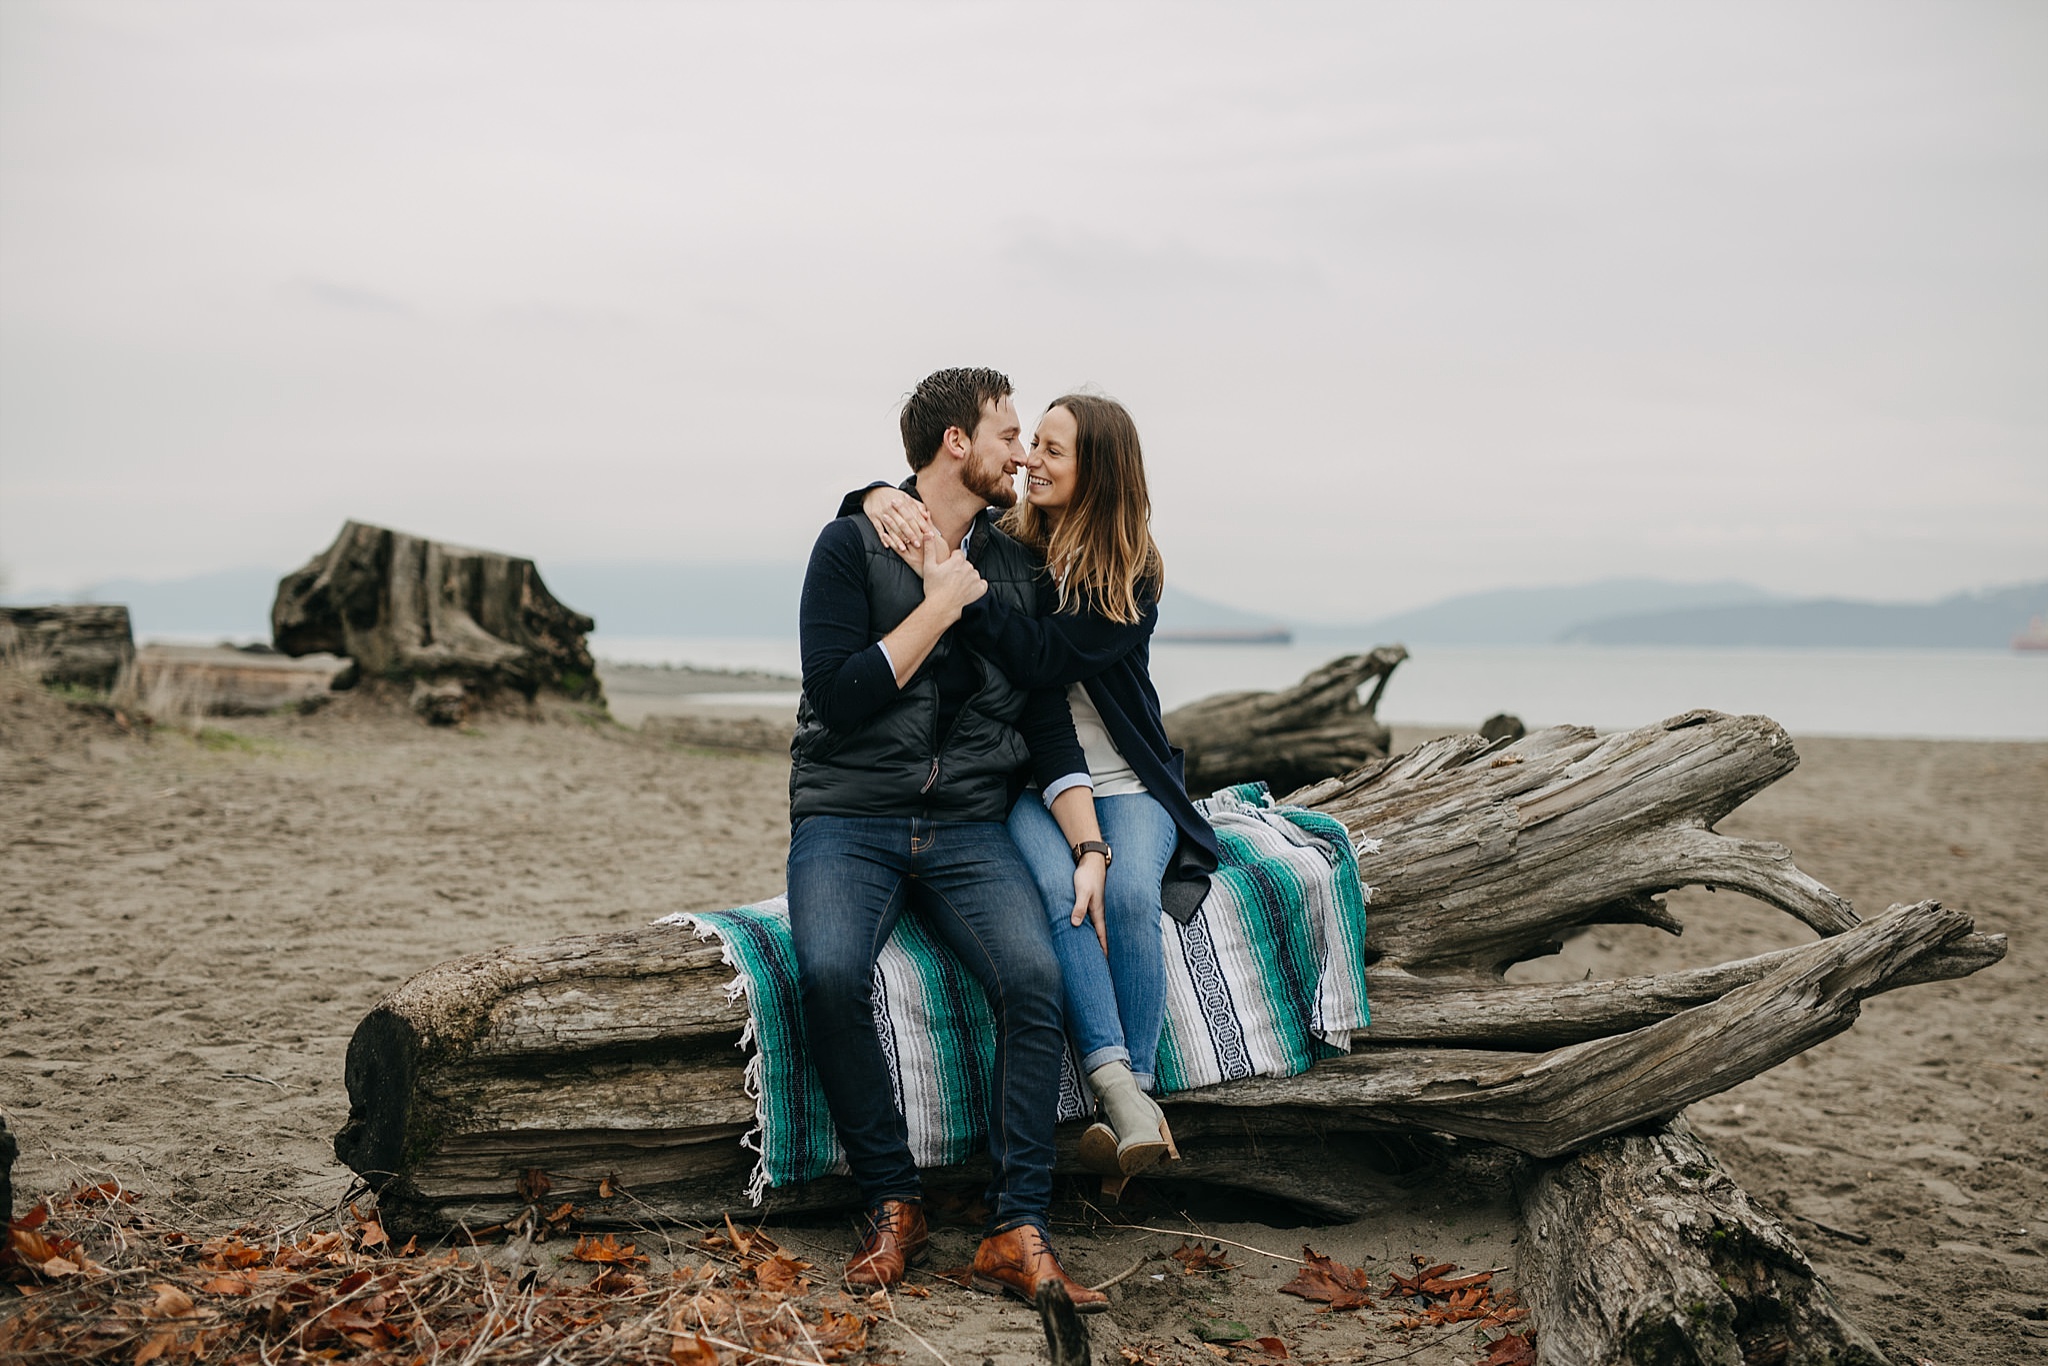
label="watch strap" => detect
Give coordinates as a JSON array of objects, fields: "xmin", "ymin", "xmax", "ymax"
[{"xmin": 1071, "ymin": 839, "xmax": 1113, "ymax": 867}]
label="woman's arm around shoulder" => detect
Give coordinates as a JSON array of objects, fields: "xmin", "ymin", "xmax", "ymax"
[{"xmin": 960, "ymin": 584, "xmax": 1157, "ymax": 689}]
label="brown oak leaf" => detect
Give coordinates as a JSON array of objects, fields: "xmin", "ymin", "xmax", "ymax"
[
  {"xmin": 1276, "ymin": 1246, "xmax": 1370, "ymax": 1310},
  {"xmin": 1477, "ymin": 1330, "xmax": 1536, "ymax": 1366},
  {"xmin": 752, "ymin": 1252, "xmax": 812, "ymax": 1293},
  {"xmin": 1170, "ymin": 1240, "xmax": 1235, "ymax": 1274},
  {"xmin": 571, "ymin": 1233, "xmax": 648, "ymax": 1266},
  {"xmin": 670, "ymin": 1332, "xmax": 720, "ymax": 1366}
]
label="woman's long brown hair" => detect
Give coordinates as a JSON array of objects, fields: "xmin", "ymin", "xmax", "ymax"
[{"xmin": 999, "ymin": 393, "xmax": 1164, "ymax": 625}]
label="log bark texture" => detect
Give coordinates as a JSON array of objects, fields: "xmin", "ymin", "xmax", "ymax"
[
  {"xmin": 0, "ymin": 605, "xmax": 135, "ymax": 690},
  {"xmin": 1162, "ymin": 647, "xmax": 1406, "ymax": 796},
  {"xmin": 334, "ymin": 708, "xmax": 2003, "ymax": 1236},
  {"xmin": 272, "ymin": 520, "xmax": 601, "ymax": 718},
  {"xmin": 1517, "ymin": 1121, "xmax": 1887, "ymax": 1365}
]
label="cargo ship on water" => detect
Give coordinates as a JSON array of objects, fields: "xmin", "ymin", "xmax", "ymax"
[
  {"xmin": 1153, "ymin": 626, "xmax": 1294, "ymax": 645},
  {"xmin": 2015, "ymin": 616, "xmax": 2048, "ymax": 652}
]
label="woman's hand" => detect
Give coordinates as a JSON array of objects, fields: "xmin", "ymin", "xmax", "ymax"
[
  {"xmin": 1071, "ymin": 852, "xmax": 1108, "ymax": 954},
  {"xmin": 863, "ymin": 486, "xmax": 933, "ymax": 567}
]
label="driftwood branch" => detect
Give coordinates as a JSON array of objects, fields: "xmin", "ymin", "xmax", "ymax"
[
  {"xmin": 334, "ymin": 708, "xmax": 2003, "ymax": 1238},
  {"xmin": 1163, "ymin": 647, "xmax": 1406, "ymax": 796},
  {"xmin": 1290, "ymin": 710, "xmax": 1860, "ymax": 973},
  {"xmin": 1182, "ymin": 899, "xmax": 1990, "ymax": 1157}
]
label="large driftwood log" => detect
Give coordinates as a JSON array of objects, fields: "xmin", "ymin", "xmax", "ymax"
[
  {"xmin": 1163, "ymin": 647, "xmax": 1406, "ymax": 796},
  {"xmin": 0, "ymin": 605, "xmax": 135, "ymax": 690},
  {"xmin": 132, "ymin": 645, "xmax": 347, "ymax": 716},
  {"xmin": 1517, "ymin": 1121, "xmax": 1886, "ymax": 1365},
  {"xmin": 335, "ymin": 709, "xmax": 2003, "ymax": 1234},
  {"xmin": 273, "ymin": 520, "xmax": 601, "ymax": 721}
]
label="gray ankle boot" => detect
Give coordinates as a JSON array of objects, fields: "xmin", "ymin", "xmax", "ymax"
[{"xmin": 1078, "ymin": 1061, "xmax": 1173, "ymax": 1181}]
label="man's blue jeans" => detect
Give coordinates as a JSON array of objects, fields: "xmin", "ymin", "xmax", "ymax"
[
  {"xmin": 785, "ymin": 814, "xmax": 1066, "ymax": 1233},
  {"xmin": 1008, "ymin": 791, "xmax": 1177, "ymax": 1089}
]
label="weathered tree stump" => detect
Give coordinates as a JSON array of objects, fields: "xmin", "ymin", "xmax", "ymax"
[
  {"xmin": 0, "ymin": 605, "xmax": 135, "ymax": 691},
  {"xmin": 272, "ymin": 520, "xmax": 602, "ymax": 722},
  {"xmin": 333, "ymin": 709, "xmax": 2002, "ymax": 1236},
  {"xmin": 1517, "ymin": 1120, "xmax": 1887, "ymax": 1365},
  {"xmin": 1163, "ymin": 647, "xmax": 1406, "ymax": 796}
]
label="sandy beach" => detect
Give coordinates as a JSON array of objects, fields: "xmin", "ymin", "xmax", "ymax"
[{"xmin": 2, "ymin": 668, "xmax": 2041, "ymax": 1363}]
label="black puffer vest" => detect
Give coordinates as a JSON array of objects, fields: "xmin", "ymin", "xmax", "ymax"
[{"xmin": 790, "ymin": 513, "xmax": 1044, "ymax": 823}]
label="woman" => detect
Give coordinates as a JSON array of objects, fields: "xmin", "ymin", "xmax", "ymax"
[{"xmin": 858, "ymin": 393, "xmax": 1219, "ymax": 1188}]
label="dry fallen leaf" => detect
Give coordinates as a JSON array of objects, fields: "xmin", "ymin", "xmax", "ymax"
[
  {"xmin": 198, "ymin": 1236, "xmax": 264, "ymax": 1270},
  {"xmin": 571, "ymin": 1233, "xmax": 648, "ymax": 1266},
  {"xmin": 1478, "ymin": 1330, "xmax": 1537, "ymax": 1366},
  {"xmin": 132, "ymin": 1326, "xmax": 181, "ymax": 1365},
  {"xmin": 199, "ymin": 1272, "xmax": 260, "ymax": 1296},
  {"xmin": 670, "ymin": 1331, "xmax": 720, "ymax": 1366},
  {"xmin": 1170, "ymin": 1239, "xmax": 1235, "ymax": 1274},
  {"xmin": 145, "ymin": 1283, "xmax": 197, "ymax": 1319},
  {"xmin": 752, "ymin": 1252, "xmax": 812, "ymax": 1293},
  {"xmin": 71, "ymin": 1180, "xmax": 135, "ymax": 1205},
  {"xmin": 591, "ymin": 1264, "xmax": 645, "ymax": 1294},
  {"xmin": 1276, "ymin": 1246, "xmax": 1370, "ymax": 1310}
]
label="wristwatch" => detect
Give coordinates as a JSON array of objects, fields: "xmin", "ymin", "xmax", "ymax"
[{"xmin": 1070, "ymin": 840, "xmax": 1113, "ymax": 867}]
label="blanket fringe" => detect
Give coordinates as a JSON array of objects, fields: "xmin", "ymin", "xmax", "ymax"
[{"xmin": 663, "ymin": 910, "xmax": 774, "ymax": 1203}]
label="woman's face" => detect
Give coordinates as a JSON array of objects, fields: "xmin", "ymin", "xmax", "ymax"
[{"xmin": 1025, "ymin": 406, "xmax": 1080, "ymax": 517}]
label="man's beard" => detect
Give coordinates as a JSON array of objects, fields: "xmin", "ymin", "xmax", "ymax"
[{"xmin": 966, "ymin": 452, "xmax": 1018, "ymax": 509}]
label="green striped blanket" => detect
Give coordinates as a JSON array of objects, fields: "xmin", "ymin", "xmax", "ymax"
[{"xmin": 662, "ymin": 783, "xmax": 1373, "ymax": 1200}]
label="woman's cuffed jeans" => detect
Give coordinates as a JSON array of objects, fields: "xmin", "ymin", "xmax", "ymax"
[{"xmin": 1007, "ymin": 790, "xmax": 1177, "ymax": 1090}]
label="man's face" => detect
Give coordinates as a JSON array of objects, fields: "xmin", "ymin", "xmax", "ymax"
[{"xmin": 962, "ymin": 396, "xmax": 1024, "ymax": 509}]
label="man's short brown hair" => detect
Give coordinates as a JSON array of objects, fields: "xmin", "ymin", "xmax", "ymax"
[{"xmin": 900, "ymin": 367, "xmax": 1013, "ymax": 471}]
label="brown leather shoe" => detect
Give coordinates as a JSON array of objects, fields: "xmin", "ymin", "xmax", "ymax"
[
  {"xmin": 844, "ymin": 1199, "xmax": 929, "ymax": 1288},
  {"xmin": 971, "ymin": 1224, "xmax": 1108, "ymax": 1313}
]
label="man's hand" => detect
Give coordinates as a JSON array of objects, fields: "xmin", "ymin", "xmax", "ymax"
[
  {"xmin": 863, "ymin": 486, "xmax": 932, "ymax": 568},
  {"xmin": 1071, "ymin": 852, "xmax": 1107, "ymax": 953},
  {"xmin": 919, "ymin": 530, "xmax": 986, "ymax": 617},
  {"xmin": 876, "ymin": 530, "xmax": 984, "ymax": 687}
]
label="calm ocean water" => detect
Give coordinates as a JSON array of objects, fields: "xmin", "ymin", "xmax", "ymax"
[{"xmin": 591, "ymin": 636, "xmax": 2048, "ymax": 742}]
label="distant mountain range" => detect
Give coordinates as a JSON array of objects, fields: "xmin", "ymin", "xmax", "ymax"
[
  {"xmin": 1303, "ymin": 578, "xmax": 1780, "ymax": 647},
  {"xmin": 1318, "ymin": 576, "xmax": 2048, "ymax": 649},
  {"xmin": 8, "ymin": 564, "xmax": 2044, "ymax": 651},
  {"xmin": 1557, "ymin": 579, "xmax": 2048, "ymax": 648}
]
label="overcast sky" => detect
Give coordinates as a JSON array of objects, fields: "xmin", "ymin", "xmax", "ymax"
[{"xmin": 2, "ymin": 0, "xmax": 2042, "ymax": 619}]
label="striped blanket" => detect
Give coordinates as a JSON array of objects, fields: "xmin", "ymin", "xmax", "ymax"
[{"xmin": 660, "ymin": 783, "xmax": 1374, "ymax": 1200}]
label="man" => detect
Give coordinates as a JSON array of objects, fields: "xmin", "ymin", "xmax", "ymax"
[{"xmin": 788, "ymin": 367, "xmax": 1110, "ymax": 1310}]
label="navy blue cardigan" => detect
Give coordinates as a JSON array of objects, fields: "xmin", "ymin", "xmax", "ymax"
[{"xmin": 840, "ymin": 482, "xmax": 1218, "ymax": 921}]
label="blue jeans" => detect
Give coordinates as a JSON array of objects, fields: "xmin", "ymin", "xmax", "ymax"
[
  {"xmin": 785, "ymin": 815, "xmax": 1066, "ymax": 1233},
  {"xmin": 1007, "ymin": 791, "xmax": 1177, "ymax": 1090}
]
